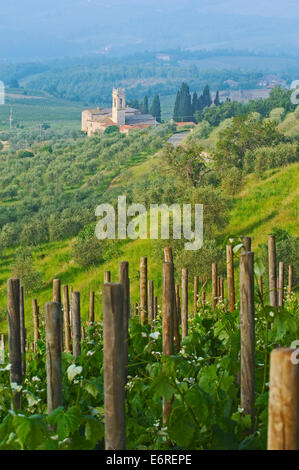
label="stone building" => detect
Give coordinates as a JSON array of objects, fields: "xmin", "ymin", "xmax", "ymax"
[{"xmin": 82, "ymin": 88, "xmax": 158, "ymax": 136}]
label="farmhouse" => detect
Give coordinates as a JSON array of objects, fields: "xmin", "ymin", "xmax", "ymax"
[{"xmin": 82, "ymin": 88, "xmax": 158, "ymax": 136}]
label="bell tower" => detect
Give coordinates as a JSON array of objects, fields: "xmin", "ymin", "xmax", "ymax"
[{"xmin": 112, "ymin": 88, "xmax": 126, "ymax": 125}]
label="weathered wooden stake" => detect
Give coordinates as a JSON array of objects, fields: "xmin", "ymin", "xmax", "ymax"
[
  {"xmin": 258, "ymin": 276, "xmax": 263, "ymax": 297},
  {"xmin": 89, "ymin": 291, "xmax": 95, "ymax": 324},
  {"xmin": 268, "ymin": 235, "xmax": 277, "ymax": 307},
  {"xmin": 240, "ymin": 251, "xmax": 255, "ymax": 433},
  {"xmin": 45, "ymin": 302, "xmax": 63, "ymax": 414},
  {"xmin": 181, "ymin": 269, "xmax": 188, "ymax": 339},
  {"xmin": 8, "ymin": 279, "xmax": 22, "ymax": 409},
  {"xmin": 162, "ymin": 262, "xmax": 175, "ymax": 424},
  {"xmin": 19, "ymin": 285, "xmax": 26, "ymax": 375},
  {"xmin": 288, "ymin": 265, "xmax": 293, "ymax": 296},
  {"xmin": 194, "ymin": 276, "xmax": 199, "ymax": 316},
  {"xmin": 53, "ymin": 279, "xmax": 63, "ymax": 351},
  {"xmin": 103, "ymin": 283, "xmax": 126, "ymax": 450},
  {"xmin": 243, "ymin": 236, "xmax": 252, "ymax": 252},
  {"xmin": 63, "ymin": 285, "xmax": 72, "ymax": 353},
  {"xmin": 174, "ymin": 284, "xmax": 181, "ymax": 352},
  {"xmin": 164, "ymin": 247, "xmax": 173, "ymax": 263},
  {"xmin": 119, "ymin": 261, "xmax": 130, "ymax": 383},
  {"xmin": 71, "ymin": 292, "xmax": 81, "ymax": 357},
  {"xmin": 220, "ymin": 277, "xmax": 224, "ymax": 302},
  {"xmin": 140, "ymin": 257, "xmax": 148, "ymax": 324},
  {"xmin": 278, "ymin": 262, "xmax": 284, "ymax": 308},
  {"xmin": 148, "ymin": 280, "xmax": 154, "ymax": 324},
  {"xmin": 212, "ymin": 263, "xmax": 217, "ymax": 310},
  {"xmin": 226, "ymin": 245, "xmax": 235, "ymax": 313},
  {"xmin": 154, "ymin": 296, "xmax": 158, "ymax": 320},
  {"xmin": 202, "ymin": 291, "xmax": 206, "ymax": 306},
  {"xmin": 32, "ymin": 299, "xmax": 40, "ymax": 351},
  {"xmin": 104, "ymin": 271, "xmax": 111, "ymax": 283},
  {"xmin": 81, "ymin": 325, "xmax": 86, "ymax": 340},
  {"xmin": 268, "ymin": 348, "xmax": 299, "ymax": 450}
]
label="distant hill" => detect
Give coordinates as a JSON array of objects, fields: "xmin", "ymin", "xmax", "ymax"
[{"xmin": 1, "ymin": 0, "xmax": 299, "ymax": 59}]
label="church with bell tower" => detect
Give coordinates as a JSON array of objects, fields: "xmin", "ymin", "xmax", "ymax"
[{"xmin": 81, "ymin": 87, "xmax": 158, "ymax": 136}]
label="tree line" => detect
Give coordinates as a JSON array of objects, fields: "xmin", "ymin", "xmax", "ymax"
[{"xmin": 127, "ymin": 94, "xmax": 162, "ymax": 123}]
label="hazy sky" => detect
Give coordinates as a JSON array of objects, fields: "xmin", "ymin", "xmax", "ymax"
[{"xmin": 1, "ymin": 1, "xmax": 299, "ymax": 59}]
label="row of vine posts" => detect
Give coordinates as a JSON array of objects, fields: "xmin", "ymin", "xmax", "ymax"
[{"xmin": 1, "ymin": 234, "xmax": 298, "ymax": 450}]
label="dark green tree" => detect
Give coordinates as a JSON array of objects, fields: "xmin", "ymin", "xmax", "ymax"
[
  {"xmin": 143, "ymin": 96, "xmax": 149, "ymax": 114},
  {"xmin": 192, "ymin": 91, "xmax": 199, "ymax": 115},
  {"xmin": 150, "ymin": 94, "xmax": 161, "ymax": 123},
  {"xmin": 202, "ymin": 85, "xmax": 212, "ymax": 108},
  {"xmin": 173, "ymin": 83, "xmax": 193, "ymax": 122},
  {"xmin": 214, "ymin": 90, "xmax": 220, "ymax": 106}
]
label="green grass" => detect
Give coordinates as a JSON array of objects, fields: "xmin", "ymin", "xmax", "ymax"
[{"xmin": 227, "ymin": 163, "xmax": 299, "ymax": 248}]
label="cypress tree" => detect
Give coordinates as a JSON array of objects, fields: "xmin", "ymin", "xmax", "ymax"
[
  {"xmin": 173, "ymin": 82, "xmax": 192, "ymax": 122},
  {"xmin": 192, "ymin": 91, "xmax": 199, "ymax": 115},
  {"xmin": 214, "ymin": 90, "xmax": 220, "ymax": 106},
  {"xmin": 173, "ymin": 89, "xmax": 181, "ymax": 122},
  {"xmin": 150, "ymin": 94, "xmax": 161, "ymax": 123},
  {"xmin": 143, "ymin": 96, "xmax": 149, "ymax": 114},
  {"xmin": 202, "ymin": 85, "xmax": 212, "ymax": 108}
]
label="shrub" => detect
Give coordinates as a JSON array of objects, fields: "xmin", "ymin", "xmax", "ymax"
[
  {"xmin": 72, "ymin": 226, "xmax": 104, "ymax": 267},
  {"xmin": 10, "ymin": 247, "xmax": 43, "ymax": 292}
]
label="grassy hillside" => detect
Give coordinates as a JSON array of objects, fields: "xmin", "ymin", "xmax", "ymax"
[{"xmin": 1, "ymin": 152, "xmax": 298, "ymax": 334}]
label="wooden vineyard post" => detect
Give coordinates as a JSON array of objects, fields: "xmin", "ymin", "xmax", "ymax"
[
  {"xmin": 72, "ymin": 292, "xmax": 81, "ymax": 357},
  {"xmin": 148, "ymin": 280, "xmax": 154, "ymax": 324},
  {"xmin": 267, "ymin": 348, "xmax": 299, "ymax": 450},
  {"xmin": 19, "ymin": 285, "xmax": 26, "ymax": 375},
  {"xmin": 140, "ymin": 257, "xmax": 148, "ymax": 324},
  {"xmin": 240, "ymin": 251, "xmax": 255, "ymax": 433},
  {"xmin": 278, "ymin": 262, "xmax": 284, "ymax": 308},
  {"xmin": 154, "ymin": 296, "xmax": 158, "ymax": 320},
  {"xmin": 288, "ymin": 265, "xmax": 293, "ymax": 295},
  {"xmin": 220, "ymin": 277, "xmax": 224, "ymax": 303},
  {"xmin": 53, "ymin": 279, "xmax": 61, "ymax": 303},
  {"xmin": 194, "ymin": 276, "xmax": 199, "ymax": 316},
  {"xmin": 164, "ymin": 247, "xmax": 173, "ymax": 263},
  {"xmin": 63, "ymin": 285, "xmax": 72, "ymax": 353},
  {"xmin": 81, "ymin": 325, "xmax": 86, "ymax": 341},
  {"xmin": 243, "ymin": 236, "xmax": 252, "ymax": 252},
  {"xmin": 89, "ymin": 291, "xmax": 95, "ymax": 324},
  {"xmin": 162, "ymin": 262, "xmax": 175, "ymax": 424},
  {"xmin": 202, "ymin": 291, "xmax": 206, "ymax": 306},
  {"xmin": 217, "ymin": 276, "xmax": 221, "ymax": 299},
  {"xmin": 258, "ymin": 276, "xmax": 263, "ymax": 297},
  {"xmin": 104, "ymin": 271, "xmax": 111, "ymax": 283},
  {"xmin": 268, "ymin": 235, "xmax": 277, "ymax": 307},
  {"xmin": 212, "ymin": 263, "xmax": 217, "ymax": 311},
  {"xmin": 175, "ymin": 284, "xmax": 181, "ymax": 323},
  {"xmin": 119, "ymin": 261, "xmax": 130, "ymax": 383},
  {"xmin": 45, "ymin": 302, "xmax": 63, "ymax": 414},
  {"xmin": 181, "ymin": 269, "xmax": 188, "ymax": 339},
  {"xmin": 134, "ymin": 302, "xmax": 138, "ymax": 317},
  {"xmin": 103, "ymin": 283, "xmax": 126, "ymax": 450},
  {"xmin": 8, "ymin": 279, "xmax": 22, "ymax": 409},
  {"xmin": 226, "ymin": 245, "xmax": 235, "ymax": 313},
  {"xmin": 174, "ymin": 284, "xmax": 181, "ymax": 352},
  {"xmin": 53, "ymin": 279, "xmax": 63, "ymax": 351},
  {"xmin": 32, "ymin": 299, "xmax": 40, "ymax": 351}
]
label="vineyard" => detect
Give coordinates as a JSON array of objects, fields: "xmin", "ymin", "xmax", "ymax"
[{"xmin": 0, "ymin": 234, "xmax": 298, "ymax": 451}]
